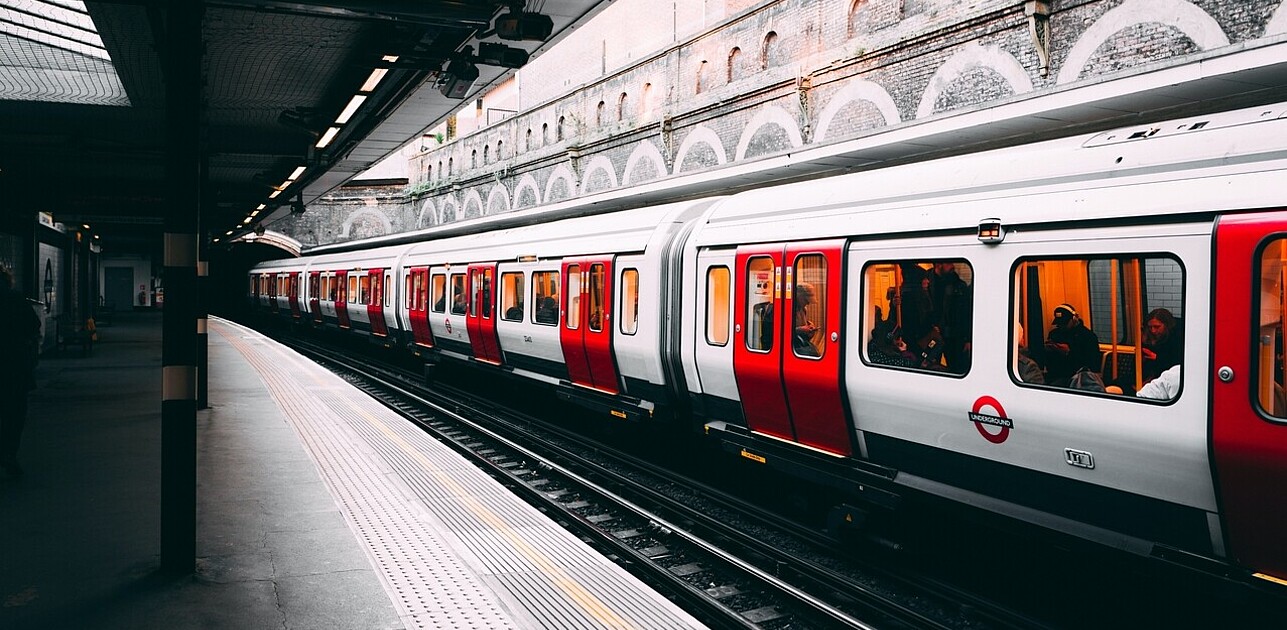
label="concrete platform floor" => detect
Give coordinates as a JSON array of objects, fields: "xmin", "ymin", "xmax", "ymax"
[{"xmin": 0, "ymin": 311, "xmax": 401, "ymax": 629}]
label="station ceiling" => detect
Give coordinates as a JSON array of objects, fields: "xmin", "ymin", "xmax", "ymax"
[{"xmin": 0, "ymin": 0, "xmax": 608, "ymax": 251}]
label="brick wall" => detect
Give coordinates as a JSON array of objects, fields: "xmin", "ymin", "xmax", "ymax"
[{"xmin": 281, "ymin": 0, "xmax": 1286, "ymax": 244}]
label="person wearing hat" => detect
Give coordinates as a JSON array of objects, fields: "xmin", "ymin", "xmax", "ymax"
[{"xmin": 1043, "ymin": 303, "xmax": 1101, "ymax": 387}]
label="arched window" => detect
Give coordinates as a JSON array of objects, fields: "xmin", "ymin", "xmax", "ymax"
[
  {"xmin": 727, "ymin": 47, "xmax": 741, "ymax": 83},
  {"xmin": 641, "ymin": 82, "xmax": 652, "ymax": 119},
  {"xmin": 596, "ymin": 100, "xmax": 606, "ymax": 126},
  {"xmin": 542, "ymin": 122, "xmax": 549, "ymax": 145},
  {"xmin": 617, "ymin": 92, "xmax": 628, "ymax": 121},
  {"xmin": 471, "ymin": 149, "xmax": 477, "ymax": 168},
  {"xmin": 483, "ymin": 145, "xmax": 489, "ymax": 164},
  {"xmin": 847, "ymin": 0, "xmax": 863, "ymax": 38},
  {"xmin": 496, "ymin": 140, "xmax": 503, "ymax": 160},
  {"xmin": 448, "ymin": 157, "xmax": 453, "ymax": 175},
  {"xmin": 525, "ymin": 128, "xmax": 532, "ymax": 151},
  {"xmin": 761, "ymin": 31, "xmax": 778, "ymax": 69},
  {"xmin": 437, "ymin": 160, "xmax": 442, "ymax": 179},
  {"xmin": 696, "ymin": 60, "xmax": 708, "ymax": 95},
  {"xmin": 557, "ymin": 116, "xmax": 565, "ymax": 141},
  {"xmin": 427, "ymin": 165, "xmax": 432, "ymax": 181}
]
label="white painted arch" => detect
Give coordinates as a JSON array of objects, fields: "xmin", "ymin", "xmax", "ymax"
[
  {"xmin": 485, "ymin": 184, "xmax": 511, "ymax": 215},
  {"xmin": 917, "ymin": 42, "xmax": 1033, "ymax": 119},
  {"xmin": 512, "ymin": 173, "xmax": 542, "ymax": 209},
  {"xmin": 544, "ymin": 163, "xmax": 577, "ymax": 202},
  {"xmin": 339, "ymin": 208, "xmax": 392, "ymax": 238},
  {"xmin": 735, "ymin": 104, "xmax": 803, "ymax": 160},
  {"xmin": 1057, "ymin": 0, "xmax": 1230, "ymax": 85},
  {"xmin": 814, "ymin": 80, "xmax": 901, "ymax": 142},
  {"xmin": 622, "ymin": 140, "xmax": 669, "ymax": 184},
  {"xmin": 673, "ymin": 125, "xmax": 727, "ymax": 172},
  {"xmin": 579, "ymin": 154, "xmax": 620, "ymax": 194}
]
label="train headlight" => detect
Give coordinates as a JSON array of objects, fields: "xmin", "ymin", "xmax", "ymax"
[{"xmin": 978, "ymin": 218, "xmax": 1006, "ymax": 244}]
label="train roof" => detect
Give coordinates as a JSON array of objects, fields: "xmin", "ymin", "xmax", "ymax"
[
  {"xmin": 691, "ymin": 102, "xmax": 1287, "ymax": 247},
  {"xmin": 399, "ymin": 199, "xmax": 716, "ymax": 264}
]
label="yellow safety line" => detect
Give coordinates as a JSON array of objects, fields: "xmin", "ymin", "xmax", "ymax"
[
  {"xmin": 336, "ymin": 395, "xmax": 638, "ymax": 630},
  {"xmin": 211, "ymin": 319, "xmax": 638, "ymax": 629}
]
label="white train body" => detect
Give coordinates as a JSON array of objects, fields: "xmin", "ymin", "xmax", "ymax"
[{"xmin": 250, "ymin": 102, "xmax": 1287, "ymax": 586}]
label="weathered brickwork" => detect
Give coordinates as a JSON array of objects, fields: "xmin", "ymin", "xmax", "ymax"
[{"xmin": 284, "ymin": 0, "xmax": 1287, "ymax": 245}]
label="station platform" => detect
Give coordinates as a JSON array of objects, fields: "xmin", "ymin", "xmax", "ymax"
[{"xmin": 0, "ymin": 311, "xmax": 706, "ymax": 629}]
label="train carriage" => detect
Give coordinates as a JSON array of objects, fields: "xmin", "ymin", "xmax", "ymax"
[
  {"xmin": 399, "ymin": 199, "xmax": 715, "ymax": 418},
  {"xmin": 681, "ymin": 102, "xmax": 1287, "ymax": 581},
  {"xmin": 306, "ymin": 245, "xmax": 405, "ymax": 343},
  {"xmin": 249, "ymin": 100, "xmax": 1287, "ymax": 587}
]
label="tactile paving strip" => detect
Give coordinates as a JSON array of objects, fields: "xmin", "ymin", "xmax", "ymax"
[{"xmin": 212, "ymin": 319, "xmax": 705, "ymax": 630}]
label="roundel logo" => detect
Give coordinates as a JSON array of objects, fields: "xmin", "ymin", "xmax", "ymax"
[{"xmin": 969, "ymin": 395, "xmax": 1014, "ymax": 444}]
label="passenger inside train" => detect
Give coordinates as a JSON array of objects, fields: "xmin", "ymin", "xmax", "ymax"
[
  {"xmin": 863, "ymin": 259, "xmax": 971, "ymax": 374},
  {"xmin": 1013, "ymin": 255, "xmax": 1184, "ymax": 399},
  {"xmin": 533, "ymin": 271, "xmax": 558, "ymax": 324}
]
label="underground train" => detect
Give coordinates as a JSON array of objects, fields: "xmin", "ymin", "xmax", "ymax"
[{"xmin": 250, "ymin": 101, "xmax": 1287, "ymax": 589}]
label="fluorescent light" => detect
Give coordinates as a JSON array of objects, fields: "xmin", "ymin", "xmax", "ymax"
[
  {"xmin": 269, "ymin": 189, "xmax": 282, "ymax": 199},
  {"xmin": 243, "ymin": 217, "xmax": 252, "ymax": 225},
  {"xmin": 225, "ymin": 230, "xmax": 234, "ymax": 236},
  {"xmin": 256, "ymin": 204, "xmax": 266, "ymax": 211},
  {"xmin": 335, "ymin": 94, "xmax": 367, "ymax": 124},
  {"xmin": 382, "ymin": 55, "xmax": 399, "ymax": 63},
  {"xmin": 277, "ymin": 178, "xmax": 294, "ymax": 190},
  {"xmin": 316, "ymin": 126, "xmax": 341, "ymax": 148},
  {"xmin": 250, "ymin": 210, "xmax": 260, "ymax": 218},
  {"xmin": 287, "ymin": 166, "xmax": 306, "ymax": 180},
  {"xmin": 360, "ymin": 68, "xmax": 388, "ymax": 93}
]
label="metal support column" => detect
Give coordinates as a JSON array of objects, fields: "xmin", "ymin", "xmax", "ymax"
[{"xmin": 160, "ymin": 0, "xmax": 204, "ymax": 574}]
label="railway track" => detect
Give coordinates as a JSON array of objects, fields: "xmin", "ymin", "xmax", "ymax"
[{"xmin": 281, "ymin": 334, "xmax": 1048, "ymax": 629}]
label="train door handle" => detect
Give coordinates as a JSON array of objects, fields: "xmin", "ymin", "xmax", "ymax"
[{"xmin": 1218, "ymin": 366, "xmax": 1234, "ymax": 383}]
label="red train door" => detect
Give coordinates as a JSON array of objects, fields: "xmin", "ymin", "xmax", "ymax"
[
  {"xmin": 782, "ymin": 242, "xmax": 850, "ymax": 455},
  {"xmin": 268, "ymin": 274, "xmax": 279, "ymax": 313},
  {"xmin": 733, "ymin": 247, "xmax": 792, "ymax": 440},
  {"xmin": 559, "ymin": 258, "xmax": 621, "ymax": 393},
  {"xmin": 288, "ymin": 272, "xmax": 301, "ymax": 319},
  {"xmin": 466, "ymin": 264, "xmax": 502, "ymax": 364},
  {"xmin": 408, "ymin": 267, "xmax": 434, "ymax": 348},
  {"xmin": 308, "ymin": 271, "xmax": 322, "ymax": 323},
  {"xmin": 732, "ymin": 242, "xmax": 851, "ymax": 455},
  {"xmin": 1212, "ymin": 211, "xmax": 1287, "ymax": 580},
  {"xmin": 367, "ymin": 269, "xmax": 388, "ymax": 336},
  {"xmin": 336, "ymin": 270, "xmax": 350, "ymax": 328}
]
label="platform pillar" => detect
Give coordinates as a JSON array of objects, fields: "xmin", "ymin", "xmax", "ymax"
[{"xmin": 160, "ymin": 0, "xmax": 204, "ymax": 575}]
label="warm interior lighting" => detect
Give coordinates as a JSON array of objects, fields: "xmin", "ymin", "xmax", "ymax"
[
  {"xmin": 316, "ymin": 126, "xmax": 341, "ymax": 148},
  {"xmin": 277, "ymin": 178, "xmax": 294, "ymax": 190},
  {"xmin": 335, "ymin": 94, "xmax": 367, "ymax": 124},
  {"xmin": 242, "ymin": 217, "xmax": 252, "ymax": 225},
  {"xmin": 81, "ymin": 223, "xmax": 90, "ymax": 229},
  {"xmin": 250, "ymin": 210, "xmax": 260, "ymax": 218},
  {"xmin": 269, "ymin": 189, "xmax": 282, "ymax": 199},
  {"xmin": 360, "ymin": 68, "xmax": 388, "ymax": 93},
  {"xmin": 287, "ymin": 166, "xmax": 306, "ymax": 180}
]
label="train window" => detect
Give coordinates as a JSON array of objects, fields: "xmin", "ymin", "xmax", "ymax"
[
  {"xmin": 405, "ymin": 274, "xmax": 414, "ymax": 310},
  {"xmin": 1257, "ymin": 239, "xmax": 1287, "ymax": 418},
  {"xmin": 360, "ymin": 275, "xmax": 372, "ymax": 305},
  {"xmin": 588, "ymin": 264, "xmax": 606, "ymax": 332},
  {"xmin": 431, "ymin": 274, "xmax": 446, "ymax": 312},
  {"xmin": 384, "ymin": 274, "xmax": 392, "ymax": 308},
  {"xmin": 482, "ymin": 268, "xmax": 493, "ymax": 319},
  {"xmin": 417, "ymin": 271, "xmax": 428, "ymax": 311},
  {"xmin": 310, "ymin": 275, "xmax": 319, "ymax": 301},
  {"xmin": 348, "ymin": 275, "xmax": 358, "ymax": 304},
  {"xmin": 706, "ymin": 266, "xmax": 730, "ymax": 346},
  {"xmin": 620, "ymin": 268, "xmax": 639, "ymax": 335},
  {"xmin": 450, "ymin": 274, "xmax": 467, "ymax": 314},
  {"xmin": 1011, "ymin": 255, "xmax": 1182, "ymax": 400},
  {"xmin": 566, "ymin": 264, "xmax": 581, "ymax": 330},
  {"xmin": 862, "ymin": 259, "xmax": 973, "ymax": 375},
  {"xmin": 500, "ymin": 272, "xmax": 524, "ymax": 321},
  {"xmin": 745, "ymin": 257, "xmax": 775, "ymax": 352},
  {"xmin": 532, "ymin": 271, "xmax": 559, "ymax": 325},
  {"xmin": 792, "ymin": 254, "xmax": 826, "ymax": 359}
]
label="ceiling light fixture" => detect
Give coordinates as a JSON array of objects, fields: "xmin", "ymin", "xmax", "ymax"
[
  {"xmin": 316, "ymin": 126, "xmax": 340, "ymax": 148},
  {"xmin": 288, "ymin": 165, "xmax": 306, "ymax": 180},
  {"xmin": 335, "ymin": 94, "xmax": 367, "ymax": 125},
  {"xmin": 269, "ymin": 189, "xmax": 282, "ymax": 199},
  {"xmin": 360, "ymin": 68, "xmax": 388, "ymax": 93}
]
